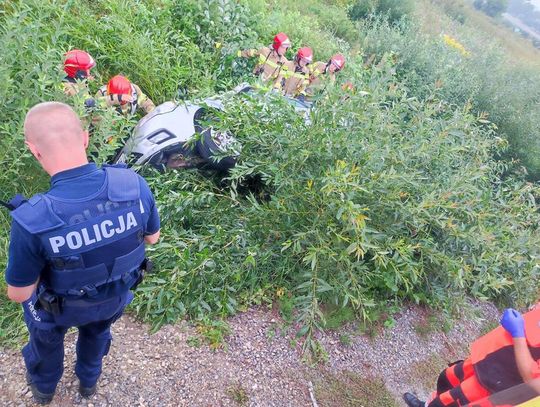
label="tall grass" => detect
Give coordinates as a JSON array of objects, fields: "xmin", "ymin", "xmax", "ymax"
[{"xmin": 358, "ymin": 15, "xmax": 540, "ymax": 179}]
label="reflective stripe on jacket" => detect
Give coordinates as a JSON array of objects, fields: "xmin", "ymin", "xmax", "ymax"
[
  {"xmin": 241, "ymin": 46, "xmax": 289, "ymax": 84},
  {"xmin": 280, "ymin": 61, "xmax": 310, "ymax": 96}
]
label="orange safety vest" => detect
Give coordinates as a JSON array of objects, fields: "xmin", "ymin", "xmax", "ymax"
[{"xmin": 471, "ymin": 307, "xmax": 540, "ymax": 394}]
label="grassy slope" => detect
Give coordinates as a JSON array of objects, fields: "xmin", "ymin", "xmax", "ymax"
[{"xmin": 423, "ymin": 0, "xmax": 540, "ymax": 66}]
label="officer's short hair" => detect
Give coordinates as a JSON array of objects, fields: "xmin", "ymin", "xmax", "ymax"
[{"xmin": 24, "ymin": 102, "xmax": 82, "ymax": 141}]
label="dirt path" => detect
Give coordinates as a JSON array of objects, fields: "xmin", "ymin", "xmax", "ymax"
[{"xmin": 0, "ymin": 301, "xmax": 499, "ymax": 407}]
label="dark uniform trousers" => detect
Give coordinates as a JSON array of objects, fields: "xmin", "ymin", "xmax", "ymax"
[{"xmin": 22, "ymin": 291, "xmax": 133, "ymax": 394}]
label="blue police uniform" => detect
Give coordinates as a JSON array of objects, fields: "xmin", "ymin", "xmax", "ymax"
[{"xmin": 5, "ymin": 163, "xmax": 160, "ymax": 395}]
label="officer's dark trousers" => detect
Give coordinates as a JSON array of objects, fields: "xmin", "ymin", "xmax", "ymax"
[{"xmin": 22, "ymin": 294, "xmax": 130, "ymax": 394}]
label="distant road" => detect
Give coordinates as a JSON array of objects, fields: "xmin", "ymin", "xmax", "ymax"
[{"xmin": 502, "ymin": 13, "xmax": 540, "ymax": 41}]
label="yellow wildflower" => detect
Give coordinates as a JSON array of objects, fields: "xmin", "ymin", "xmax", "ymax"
[{"xmin": 443, "ymin": 34, "xmax": 471, "ymax": 57}]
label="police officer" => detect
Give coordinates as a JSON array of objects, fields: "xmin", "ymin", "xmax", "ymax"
[
  {"xmin": 238, "ymin": 32, "xmax": 291, "ymax": 87},
  {"xmin": 5, "ymin": 102, "xmax": 160, "ymax": 404},
  {"xmin": 96, "ymin": 75, "xmax": 156, "ymax": 116}
]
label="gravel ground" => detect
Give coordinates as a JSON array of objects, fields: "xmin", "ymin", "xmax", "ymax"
[{"xmin": 0, "ymin": 301, "xmax": 499, "ymax": 407}]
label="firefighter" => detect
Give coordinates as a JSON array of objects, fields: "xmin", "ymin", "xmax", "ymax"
[
  {"xmin": 62, "ymin": 49, "xmax": 96, "ymax": 98},
  {"xmin": 280, "ymin": 47, "xmax": 313, "ymax": 97},
  {"xmin": 306, "ymin": 53, "xmax": 346, "ymax": 96},
  {"xmin": 403, "ymin": 305, "xmax": 540, "ymax": 407},
  {"xmin": 238, "ymin": 32, "xmax": 291, "ymax": 87},
  {"xmin": 96, "ymin": 75, "xmax": 155, "ymax": 116}
]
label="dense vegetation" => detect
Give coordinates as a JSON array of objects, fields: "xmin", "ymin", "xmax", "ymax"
[{"xmin": 1, "ymin": 0, "xmax": 539, "ymax": 351}]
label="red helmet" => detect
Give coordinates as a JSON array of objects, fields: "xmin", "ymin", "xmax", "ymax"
[
  {"xmin": 106, "ymin": 75, "xmax": 132, "ymax": 104},
  {"xmin": 330, "ymin": 54, "xmax": 346, "ymax": 71},
  {"xmin": 64, "ymin": 49, "xmax": 96, "ymax": 79},
  {"xmin": 272, "ymin": 32, "xmax": 291, "ymax": 51},
  {"xmin": 296, "ymin": 47, "xmax": 313, "ymax": 64}
]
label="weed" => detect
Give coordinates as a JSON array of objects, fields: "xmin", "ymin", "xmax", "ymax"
[
  {"xmin": 226, "ymin": 383, "xmax": 249, "ymax": 406},
  {"xmin": 278, "ymin": 293, "xmax": 294, "ymax": 323},
  {"xmin": 186, "ymin": 336, "xmax": 202, "ymax": 348},
  {"xmin": 196, "ymin": 319, "xmax": 231, "ymax": 350},
  {"xmin": 322, "ymin": 304, "xmax": 356, "ymax": 330},
  {"xmin": 356, "ymin": 320, "xmax": 380, "ymax": 340},
  {"xmin": 339, "ymin": 333, "xmax": 353, "ymax": 346},
  {"xmin": 411, "ymin": 354, "xmax": 450, "ymax": 390},
  {"xmin": 312, "ymin": 370, "xmax": 399, "ymax": 407},
  {"xmin": 414, "ymin": 313, "xmax": 444, "ymax": 338},
  {"xmin": 266, "ymin": 325, "xmax": 277, "ymax": 341}
]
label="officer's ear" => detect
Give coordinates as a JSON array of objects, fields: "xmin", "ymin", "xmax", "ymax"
[
  {"xmin": 25, "ymin": 139, "xmax": 41, "ymax": 161},
  {"xmin": 82, "ymin": 130, "xmax": 89, "ymax": 149}
]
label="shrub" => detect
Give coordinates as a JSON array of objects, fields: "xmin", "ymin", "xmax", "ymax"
[
  {"xmin": 135, "ymin": 58, "xmax": 540, "ymax": 348},
  {"xmin": 349, "ymin": 0, "xmax": 414, "ymax": 23},
  {"xmin": 431, "ymin": 0, "xmax": 467, "ymax": 24},
  {"xmin": 474, "ymin": 0, "xmax": 509, "ymax": 17},
  {"xmin": 358, "ymin": 17, "xmax": 540, "ymax": 179}
]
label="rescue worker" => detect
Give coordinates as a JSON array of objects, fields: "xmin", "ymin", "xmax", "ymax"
[
  {"xmin": 403, "ymin": 305, "xmax": 540, "ymax": 407},
  {"xmin": 238, "ymin": 32, "xmax": 291, "ymax": 87},
  {"xmin": 280, "ymin": 47, "xmax": 313, "ymax": 97},
  {"xmin": 5, "ymin": 102, "xmax": 160, "ymax": 404},
  {"xmin": 306, "ymin": 53, "xmax": 346, "ymax": 97},
  {"xmin": 62, "ymin": 49, "xmax": 96, "ymax": 98},
  {"xmin": 96, "ymin": 75, "xmax": 155, "ymax": 116}
]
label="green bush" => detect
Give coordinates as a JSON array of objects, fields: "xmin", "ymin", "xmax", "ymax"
[
  {"xmin": 170, "ymin": 0, "xmax": 262, "ymax": 90},
  {"xmin": 135, "ymin": 58, "xmax": 539, "ymax": 349},
  {"xmin": 349, "ymin": 0, "xmax": 414, "ymax": 23},
  {"xmin": 473, "ymin": 0, "xmax": 509, "ymax": 17},
  {"xmin": 431, "ymin": 0, "xmax": 467, "ymax": 24},
  {"xmin": 358, "ymin": 17, "xmax": 540, "ymax": 179}
]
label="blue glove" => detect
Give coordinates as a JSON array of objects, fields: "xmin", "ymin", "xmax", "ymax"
[{"xmin": 500, "ymin": 308, "xmax": 525, "ymax": 338}]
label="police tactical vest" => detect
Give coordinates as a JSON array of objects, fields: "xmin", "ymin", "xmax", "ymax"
[{"xmin": 11, "ymin": 166, "xmax": 145, "ymax": 300}]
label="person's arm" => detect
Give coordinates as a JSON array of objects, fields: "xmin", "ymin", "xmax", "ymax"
[
  {"xmin": 7, "ymin": 282, "xmax": 38, "ymax": 303},
  {"xmin": 144, "ymin": 230, "xmax": 160, "ymax": 245},
  {"xmin": 501, "ymin": 308, "xmax": 539, "ymax": 382},
  {"xmin": 63, "ymin": 82, "xmax": 78, "ymax": 97},
  {"xmin": 138, "ymin": 176, "xmax": 161, "ymax": 245},
  {"xmin": 5, "ymin": 221, "xmax": 45, "ymax": 303},
  {"xmin": 95, "ymin": 88, "xmax": 132, "ymax": 107},
  {"xmin": 328, "ymin": 72, "xmax": 336, "ymax": 84},
  {"xmin": 513, "ymin": 338, "xmax": 538, "ymax": 382},
  {"xmin": 238, "ymin": 48, "xmax": 258, "ymax": 58},
  {"xmin": 134, "ymin": 85, "xmax": 155, "ymax": 114}
]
